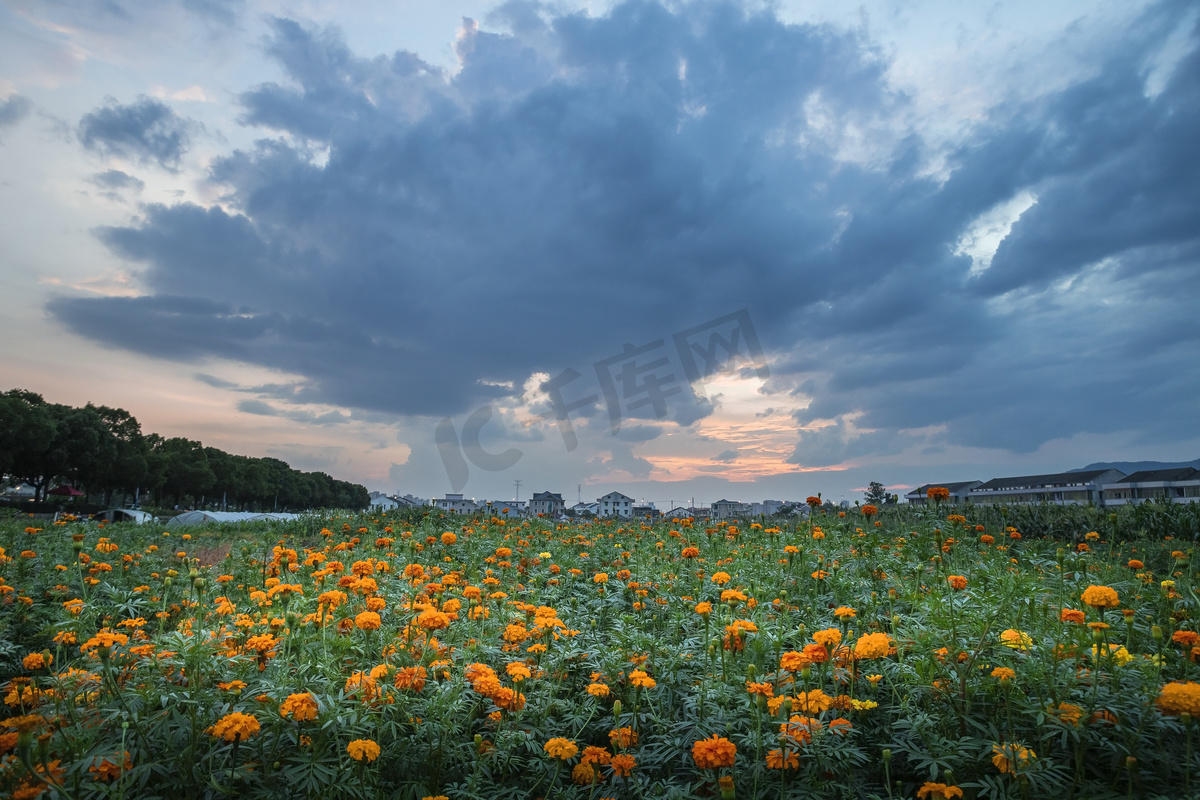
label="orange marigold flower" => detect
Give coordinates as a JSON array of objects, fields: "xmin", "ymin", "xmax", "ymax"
[
  {"xmin": 1060, "ymin": 608, "xmax": 1085, "ymax": 624},
  {"xmin": 279, "ymin": 693, "xmax": 319, "ymax": 721},
  {"xmin": 544, "ymin": 737, "xmax": 578, "ymax": 760},
  {"xmin": 581, "ymin": 745, "xmax": 611, "ymax": 766},
  {"xmin": 21, "ymin": 653, "xmax": 51, "ymax": 671},
  {"xmin": 506, "ymin": 662, "xmax": 532, "ymax": 682},
  {"xmin": 417, "ymin": 609, "xmax": 450, "ymax": 630},
  {"xmin": 947, "ymin": 575, "xmax": 967, "ymax": 590},
  {"xmin": 209, "ymin": 712, "xmax": 260, "ymax": 742},
  {"xmin": 813, "ymin": 628, "xmax": 842, "ymax": 650},
  {"xmin": 692, "ymin": 734, "xmax": 736, "ymax": 769},
  {"xmin": 780, "ymin": 651, "xmax": 809, "ymax": 672},
  {"xmin": 610, "ymin": 753, "xmax": 636, "ymax": 777},
  {"xmin": 682, "ymin": 546, "xmax": 700, "ymax": 558},
  {"xmin": 794, "ymin": 689, "xmax": 833, "ymax": 714},
  {"xmin": 1173, "ymin": 631, "xmax": 1200, "ymax": 647},
  {"xmin": 587, "ymin": 682, "xmax": 610, "ymax": 697},
  {"xmin": 766, "ymin": 748, "xmax": 799, "ymax": 770},
  {"xmin": 629, "ymin": 669, "xmax": 657, "ymax": 689},
  {"xmin": 926, "ymin": 487, "xmax": 950, "ymax": 501},
  {"xmin": 861, "ymin": 505, "xmax": 878, "ymax": 517},
  {"xmin": 394, "ymin": 666, "xmax": 427, "ymax": 692},
  {"xmin": 991, "ymin": 667, "xmax": 1016, "ymax": 683},
  {"xmin": 853, "ymin": 632, "xmax": 892, "ymax": 660},
  {"xmin": 1157, "ymin": 682, "xmax": 1200, "ymax": 717},
  {"xmin": 347, "ymin": 738, "xmax": 381, "ymax": 762},
  {"xmin": 89, "ymin": 751, "xmax": 132, "ymax": 781},
  {"xmin": 354, "ymin": 611, "xmax": 382, "ymax": 631},
  {"xmin": 710, "ymin": 572, "xmax": 731, "ymax": 586},
  {"xmin": 834, "ymin": 606, "xmax": 857, "ymax": 619},
  {"xmin": 980, "ymin": 534, "xmax": 995, "ymax": 544},
  {"xmin": 991, "ymin": 742, "xmax": 1035, "ymax": 773},
  {"xmin": 1127, "ymin": 559, "xmax": 1144, "ymax": 570},
  {"xmin": 609, "ymin": 726, "xmax": 638, "ymax": 748},
  {"xmin": 917, "ymin": 782, "xmax": 964, "ymax": 799},
  {"xmin": 1081, "ymin": 585, "xmax": 1119, "ymax": 609},
  {"xmin": 695, "ymin": 602, "xmax": 713, "ymax": 615},
  {"xmin": 441, "ymin": 532, "xmax": 456, "ymax": 545}
]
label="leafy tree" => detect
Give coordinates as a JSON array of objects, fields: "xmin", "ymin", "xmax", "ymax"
[
  {"xmin": 865, "ymin": 481, "xmax": 888, "ymax": 506},
  {"xmin": 0, "ymin": 390, "xmax": 58, "ymax": 499}
]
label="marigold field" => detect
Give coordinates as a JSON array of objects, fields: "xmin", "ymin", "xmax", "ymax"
[{"xmin": 2, "ymin": 501, "xmax": 1200, "ymax": 799}]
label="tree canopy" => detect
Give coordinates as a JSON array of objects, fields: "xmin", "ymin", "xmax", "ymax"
[{"xmin": 0, "ymin": 388, "xmax": 368, "ymax": 510}]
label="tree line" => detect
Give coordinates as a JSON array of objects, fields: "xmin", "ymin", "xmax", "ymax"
[{"xmin": 0, "ymin": 389, "xmax": 369, "ymax": 511}]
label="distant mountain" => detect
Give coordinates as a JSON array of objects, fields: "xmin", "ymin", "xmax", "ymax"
[{"xmin": 1071, "ymin": 459, "xmax": 1200, "ymax": 475}]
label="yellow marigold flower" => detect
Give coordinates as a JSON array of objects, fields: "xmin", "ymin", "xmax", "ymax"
[
  {"xmin": 692, "ymin": 734, "xmax": 736, "ymax": 769},
  {"xmin": 347, "ymin": 738, "xmax": 381, "ymax": 762},
  {"xmin": 853, "ymin": 632, "xmax": 892, "ymax": 660},
  {"xmin": 917, "ymin": 782, "xmax": 964, "ymax": 799},
  {"xmin": 991, "ymin": 667, "xmax": 1016, "ymax": 683},
  {"xmin": 209, "ymin": 712, "xmax": 260, "ymax": 742},
  {"xmin": 710, "ymin": 572, "xmax": 731, "ymax": 585},
  {"xmin": 593, "ymin": 573, "xmax": 608, "ymax": 584},
  {"xmin": 544, "ymin": 737, "xmax": 579, "ymax": 760},
  {"xmin": 991, "ymin": 742, "xmax": 1035, "ymax": 773},
  {"xmin": 1081, "ymin": 585, "xmax": 1119, "ymax": 609},
  {"xmin": 834, "ymin": 606, "xmax": 857, "ymax": 619},
  {"xmin": 587, "ymin": 682, "xmax": 610, "ymax": 697},
  {"xmin": 506, "ymin": 662, "xmax": 531, "ymax": 682},
  {"xmin": 999, "ymin": 629, "xmax": 1032, "ymax": 650},
  {"xmin": 280, "ymin": 693, "xmax": 318, "ymax": 721},
  {"xmin": 1157, "ymin": 682, "xmax": 1200, "ymax": 716},
  {"xmin": 851, "ymin": 699, "xmax": 879, "ymax": 711},
  {"xmin": 1049, "ymin": 702, "xmax": 1083, "ymax": 726}
]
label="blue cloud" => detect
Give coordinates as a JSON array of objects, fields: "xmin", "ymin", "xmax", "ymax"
[
  {"xmin": 47, "ymin": 0, "xmax": 1200, "ymax": 462},
  {"xmin": 78, "ymin": 96, "xmax": 199, "ymax": 170}
]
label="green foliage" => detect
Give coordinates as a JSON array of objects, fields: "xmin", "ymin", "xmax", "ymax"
[{"xmin": 0, "ymin": 504, "xmax": 1198, "ymax": 798}]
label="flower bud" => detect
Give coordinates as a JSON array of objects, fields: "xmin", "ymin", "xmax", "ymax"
[
  {"xmin": 882, "ymin": 748, "xmax": 891, "ymax": 762},
  {"xmin": 1152, "ymin": 625, "xmax": 1164, "ymax": 642},
  {"xmin": 613, "ymin": 700, "xmax": 622, "ymax": 718}
]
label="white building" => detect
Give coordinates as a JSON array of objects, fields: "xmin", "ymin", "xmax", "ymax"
[
  {"xmin": 369, "ymin": 492, "xmax": 399, "ymax": 511},
  {"xmin": 1102, "ymin": 468, "xmax": 1200, "ymax": 506},
  {"xmin": 528, "ymin": 491, "xmax": 565, "ymax": 517},
  {"xmin": 430, "ymin": 493, "xmax": 481, "ymax": 514},
  {"xmin": 968, "ymin": 469, "xmax": 1124, "ymax": 506},
  {"xmin": 598, "ymin": 491, "xmax": 634, "ymax": 518},
  {"xmin": 711, "ymin": 499, "xmax": 752, "ymax": 519}
]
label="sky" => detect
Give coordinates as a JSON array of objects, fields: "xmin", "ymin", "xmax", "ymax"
[{"xmin": 2, "ymin": 0, "xmax": 1198, "ymax": 508}]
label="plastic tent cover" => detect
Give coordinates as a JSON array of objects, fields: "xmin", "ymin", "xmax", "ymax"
[{"xmin": 166, "ymin": 511, "xmax": 301, "ymax": 526}]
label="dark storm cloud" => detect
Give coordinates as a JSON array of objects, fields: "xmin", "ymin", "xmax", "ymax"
[
  {"xmin": 0, "ymin": 95, "xmax": 33, "ymax": 129},
  {"xmin": 78, "ymin": 96, "xmax": 199, "ymax": 170},
  {"xmin": 49, "ymin": 0, "xmax": 1200, "ymax": 460}
]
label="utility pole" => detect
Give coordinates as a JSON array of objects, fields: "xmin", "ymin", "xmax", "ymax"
[
  {"xmin": 513, "ymin": 479, "xmax": 522, "ymax": 502},
  {"xmin": 577, "ymin": 484, "xmax": 582, "ymax": 503}
]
